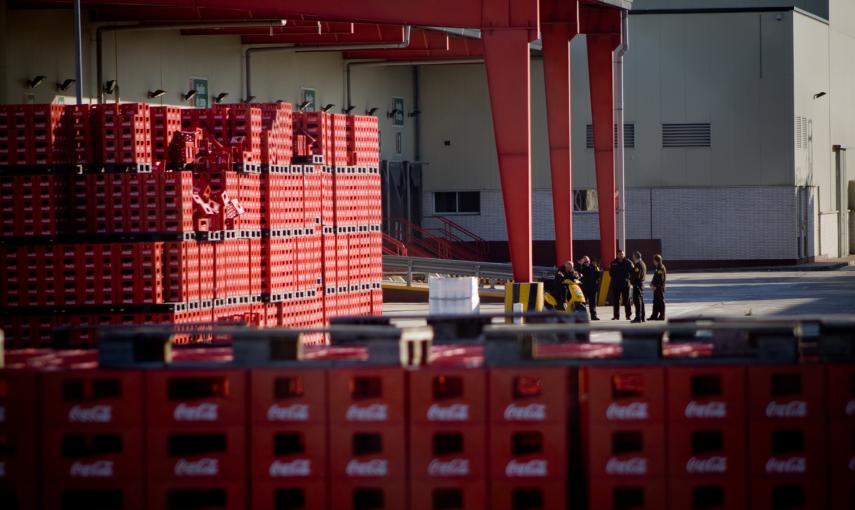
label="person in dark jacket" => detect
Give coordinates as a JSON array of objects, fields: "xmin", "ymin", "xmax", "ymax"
[
  {"xmin": 608, "ymin": 250, "xmax": 634, "ymax": 320},
  {"xmin": 577, "ymin": 256, "xmax": 600, "ymax": 320},
  {"xmin": 649, "ymin": 254, "xmax": 667, "ymax": 321},
  {"xmin": 549, "ymin": 260, "xmax": 578, "ymax": 308},
  {"xmin": 630, "ymin": 251, "xmax": 646, "ymax": 323}
]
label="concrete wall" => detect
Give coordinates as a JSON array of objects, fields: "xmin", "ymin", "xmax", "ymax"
[{"xmin": 0, "ymin": 8, "xmax": 417, "ymax": 162}]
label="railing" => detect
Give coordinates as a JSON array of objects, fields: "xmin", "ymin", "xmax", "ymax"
[
  {"xmin": 382, "ymin": 233, "xmax": 408, "ymax": 256},
  {"xmin": 426, "ymin": 215, "xmax": 489, "ymax": 259},
  {"xmin": 390, "ymin": 217, "xmax": 480, "ymax": 261},
  {"xmin": 383, "ymin": 254, "xmax": 555, "ymax": 286}
]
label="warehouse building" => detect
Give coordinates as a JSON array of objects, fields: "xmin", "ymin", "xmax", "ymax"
[{"xmin": 2, "ymin": 0, "xmax": 854, "ymax": 268}]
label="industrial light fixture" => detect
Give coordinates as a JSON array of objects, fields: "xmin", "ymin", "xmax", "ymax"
[
  {"xmin": 321, "ymin": 103, "xmax": 335, "ymax": 112},
  {"xmin": 386, "ymin": 108, "xmax": 402, "ymax": 118},
  {"xmin": 57, "ymin": 78, "xmax": 76, "ymax": 91},
  {"xmin": 813, "ymin": 91, "xmax": 827, "ymax": 99},
  {"xmin": 103, "ymin": 80, "xmax": 117, "ymax": 94},
  {"xmin": 244, "ymin": 95, "xmax": 256, "ymax": 103},
  {"xmin": 342, "ymin": 105, "xmax": 356, "ymax": 114},
  {"xmin": 408, "ymin": 109, "xmax": 421, "ymax": 117},
  {"xmin": 297, "ymin": 100, "xmax": 312, "ymax": 112},
  {"xmin": 27, "ymin": 75, "xmax": 47, "ymax": 89},
  {"xmin": 183, "ymin": 89, "xmax": 198, "ymax": 101},
  {"xmin": 148, "ymin": 89, "xmax": 167, "ymax": 99},
  {"xmin": 214, "ymin": 92, "xmax": 229, "ymax": 104},
  {"xmin": 366, "ymin": 107, "xmax": 379, "ymax": 116}
]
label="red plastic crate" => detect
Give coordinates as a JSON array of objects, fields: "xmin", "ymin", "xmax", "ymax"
[
  {"xmin": 581, "ymin": 366, "xmax": 665, "ymax": 424},
  {"xmin": 410, "ymin": 480, "xmax": 486, "ymax": 510},
  {"xmin": 41, "ymin": 370, "xmax": 143, "ymax": 426},
  {"xmin": 489, "ymin": 480, "xmax": 566, "ymax": 510},
  {"xmin": 151, "ymin": 105, "xmax": 183, "ymax": 164},
  {"xmin": 251, "ymin": 480, "xmax": 326, "ymax": 510},
  {"xmin": 586, "ymin": 422, "xmax": 666, "ymax": 478},
  {"xmin": 748, "ymin": 421, "xmax": 827, "ymax": 478},
  {"xmin": 147, "ymin": 481, "xmax": 245, "ymax": 510},
  {"xmin": 328, "ymin": 425, "xmax": 406, "ymax": 480},
  {"xmin": 667, "ymin": 365, "xmax": 747, "ymax": 423},
  {"xmin": 327, "ymin": 367, "xmax": 405, "ymax": 424},
  {"xmin": 489, "ymin": 367, "xmax": 567, "ymax": 424},
  {"xmin": 410, "ymin": 368, "xmax": 486, "ymax": 424},
  {"xmin": 489, "ymin": 423, "xmax": 567, "ymax": 481},
  {"xmin": 329, "ymin": 480, "xmax": 406, "ymax": 510},
  {"xmin": 831, "ymin": 477, "xmax": 854, "ymax": 510},
  {"xmin": 43, "ymin": 427, "xmax": 144, "ymax": 482},
  {"xmin": 669, "ymin": 477, "xmax": 747, "ymax": 510},
  {"xmin": 588, "ymin": 478, "xmax": 666, "ymax": 510},
  {"xmin": 44, "ymin": 482, "xmax": 144, "ymax": 510},
  {"xmin": 251, "ymin": 424, "xmax": 326, "ymax": 481},
  {"xmin": 250, "ymin": 368, "xmax": 326, "ymax": 425},
  {"xmin": 410, "ymin": 425, "xmax": 486, "ymax": 480},
  {"xmin": 668, "ymin": 423, "xmax": 747, "ymax": 479},
  {"xmin": 828, "ymin": 420, "xmax": 855, "ymax": 478},
  {"xmin": 145, "ymin": 369, "xmax": 246, "ymax": 427},
  {"xmin": 748, "ymin": 365, "xmax": 825, "ymax": 421},
  {"xmin": 748, "ymin": 478, "xmax": 826, "ymax": 510},
  {"xmin": 147, "ymin": 426, "xmax": 246, "ymax": 482},
  {"xmin": 827, "ymin": 364, "xmax": 855, "ymax": 419}
]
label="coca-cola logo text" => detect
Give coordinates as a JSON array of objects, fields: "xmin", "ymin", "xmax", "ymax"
[
  {"xmin": 175, "ymin": 458, "xmax": 219, "ymax": 476},
  {"xmin": 174, "ymin": 403, "xmax": 219, "ymax": 422},
  {"xmin": 345, "ymin": 459, "xmax": 388, "ymax": 477},
  {"xmin": 346, "ymin": 404, "xmax": 388, "ymax": 422},
  {"xmin": 606, "ymin": 402, "xmax": 649, "ymax": 421},
  {"xmin": 427, "ymin": 404, "xmax": 469, "ymax": 422},
  {"xmin": 606, "ymin": 457, "xmax": 647, "ymax": 475},
  {"xmin": 846, "ymin": 400, "xmax": 855, "ymax": 416},
  {"xmin": 686, "ymin": 456, "xmax": 727, "ymax": 474},
  {"xmin": 0, "ymin": 462, "xmax": 6, "ymax": 478},
  {"xmin": 269, "ymin": 459, "xmax": 311, "ymax": 477},
  {"xmin": 684, "ymin": 401, "xmax": 727, "ymax": 419},
  {"xmin": 70, "ymin": 460, "xmax": 114, "ymax": 478},
  {"xmin": 0, "ymin": 406, "xmax": 6, "ymax": 423},
  {"xmin": 765, "ymin": 401, "xmax": 807, "ymax": 418},
  {"xmin": 69, "ymin": 405, "xmax": 113, "ymax": 423},
  {"xmin": 267, "ymin": 404, "xmax": 309, "ymax": 422},
  {"xmin": 427, "ymin": 459, "xmax": 470, "ymax": 476},
  {"xmin": 848, "ymin": 456, "xmax": 855, "ymax": 472},
  {"xmin": 765, "ymin": 457, "xmax": 806, "ymax": 474},
  {"xmin": 505, "ymin": 459, "xmax": 547, "ymax": 477},
  {"xmin": 503, "ymin": 403, "xmax": 546, "ymax": 421}
]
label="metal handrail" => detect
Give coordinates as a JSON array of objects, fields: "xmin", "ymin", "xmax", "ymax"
[
  {"xmin": 426, "ymin": 215, "xmax": 489, "ymax": 258},
  {"xmin": 383, "ymin": 254, "xmax": 555, "ymax": 285}
]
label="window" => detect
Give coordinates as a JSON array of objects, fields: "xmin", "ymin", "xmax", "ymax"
[
  {"xmin": 586, "ymin": 123, "xmax": 635, "ymax": 149},
  {"xmin": 662, "ymin": 123, "xmax": 711, "ymax": 148},
  {"xmin": 434, "ymin": 191, "xmax": 480, "ymax": 214},
  {"xmin": 573, "ymin": 190, "xmax": 598, "ymax": 212}
]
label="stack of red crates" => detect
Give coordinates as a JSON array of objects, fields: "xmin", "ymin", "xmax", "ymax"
[
  {"xmin": 229, "ymin": 105, "xmax": 262, "ymax": 171},
  {"xmin": 40, "ymin": 370, "xmax": 145, "ymax": 508},
  {"xmin": 0, "ymin": 105, "xmax": 65, "ymax": 165},
  {"xmin": 259, "ymin": 102, "xmax": 293, "ymax": 170},
  {"xmin": 345, "ymin": 115, "xmax": 380, "ymax": 167},
  {"xmin": 151, "ymin": 106, "xmax": 183, "ymax": 165},
  {"xmin": 95, "ymin": 103, "xmax": 152, "ymax": 170},
  {"xmin": 828, "ymin": 364, "xmax": 855, "ymax": 510},
  {"xmin": 0, "ymin": 370, "xmax": 39, "ymax": 508},
  {"xmin": 294, "ymin": 112, "xmax": 332, "ymax": 165},
  {"xmin": 748, "ymin": 365, "xmax": 827, "ymax": 509}
]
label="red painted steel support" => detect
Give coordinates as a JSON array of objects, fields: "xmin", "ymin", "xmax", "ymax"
[
  {"xmin": 541, "ymin": 0, "xmax": 579, "ymax": 266},
  {"xmin": 483, "ymin": 29, "xmax": 534, "ymax": 282},
  {"xmin": 587, "ymin": 33, "xmax": 620, "ymax": 265}
]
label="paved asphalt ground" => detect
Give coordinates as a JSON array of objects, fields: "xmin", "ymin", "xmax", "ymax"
[{"xmin": 383, "ymin": 266, "xmax": 855, "ymax": 321}]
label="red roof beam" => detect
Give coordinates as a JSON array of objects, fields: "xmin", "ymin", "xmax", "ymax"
[
  {"xmin": 181, "ymin": 20, "xmax": 355, "ymax": 36},
  {"xmin": 343, "ymin": 34, "xmax": 480, "ymax": 60}
]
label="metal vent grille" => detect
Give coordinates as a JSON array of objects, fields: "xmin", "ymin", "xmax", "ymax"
[
  {"xmin": 662, "ymin": 123, "xmax": 711, "ymax": 148},
  {"xmin": 794, "ymin": 116, "xmax": 809, "ymax": 149},
  {"xmin": 795, "ymin": 116, "xmax": 803, "ymax": 150},
  {"xmin": 586, "ymin": 124, "xmax": 636, "ymax": 149}
]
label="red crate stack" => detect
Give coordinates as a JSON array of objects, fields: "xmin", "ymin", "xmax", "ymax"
[
  {"xmin": 151, "ymin": 106, "xmax": 183, "ymax": 165},
  {"xmin": 229, "ymin": 105, "xmax": 262, "ymax": 171},
  {"xmin": 345, "ymin": 114, "xmax": 380, "ymax": 168},
  {"xmin": 261, "ymin": 232, "xmax": 297, "ymax": 301},
  {"xmin": 295, "ymin": 111, "xmax": 332, "ymax": 165},
  {"xmin": 409, "ymin": 366, "xmax": 487, "ymax": 509},
  {"xmin": 330, "ymin": 113, "xmax": 350, "ymax": 167},
  {"xmin": 747, "ymin": 365, "xmax": 827, "ymax": 510},
  {"xmin": 489, "ymin": 366, "xmax": 568, "ymax": 510},
  {"xmin": 40, "ymin": 370, "xmax": 145, "ymax": 509},
  {"xmin": 250, "ymin": 367, "xmax": 328, "ymax": 509},
  {"xmin": 0, "ymin": 370, "xmax": 39, "ymax": 508},
  {"xmin": 327, "ymin": 366, "xmax": 407, "ymax": 508},
  {"xmin": 8, "ymin": 106, "xmax": 28, "ymax": 165},
  {"xmin": 163, "ymin": 240, "xmax": 202, "ymax": 304},
  {"xmin": 827, "ymin": 364, "xmax": 855, "ymax": 510},
  {"xmin": 296, "ymin": 229, "xmax": 322, "ymax": 292},
  {"xmin": 27, "ymin": 104, "xmax": 66, "ymax": 165},
  {"xmin": 0, "ymin": 174, "xmax": 67, "ymax": 236},
  {"xmin": 259, "ymin": 102, "xmax": 293, "ymax": 170},
  {"xmin": 261, "ymin": 166, "xmax": 304, "ymax": 230},
  {"xmin": 667, "ymin": 366, "xmax": 748, "ymax": 510},
  {"xmin": 0, "ymin": 105, "xmax": 14, "ymax": 165},
  {"xmin": 581, "ymin": 366, "xmax": 667, "ymax": 510},
  {"xmin": 145, "ymin": 369, "xmax": 247, "ymax": 510},
  {"xmin": 302, "ymin": 164, "xmax": 322, "ymax": 230},
  {"xmin": 64, "ymin": 104, "xmax": 94, "ymax": 165}
]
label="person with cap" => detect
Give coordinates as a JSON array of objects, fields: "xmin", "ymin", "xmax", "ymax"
[
  {"xmin": 649, "ymin": 254, "xmax": 667, "ymax": 321},
  {"xmin": 577, "ymin": 256, "xmax": 601, "ymax": 320},
  {"xmin": 608, "ymin": 249, "xmax": 634, "ymax": 321},
  {"xmin": 630, "ymin": 251, "xmax": 646, "ymax": 323}
]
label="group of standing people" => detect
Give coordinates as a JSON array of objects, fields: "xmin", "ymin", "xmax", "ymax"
[
  {"xmin": 554, "ymin": 250, "xmax": 666, "ymax": 322},
  {"xmin": 607, "ymin": 250, "xmax": 666, "ymax": 322}
]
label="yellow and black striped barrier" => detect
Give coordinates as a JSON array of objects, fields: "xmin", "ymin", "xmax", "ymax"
[{"xmin": 504, "ymin": 282, "xmax": 544, "ymax": 323}]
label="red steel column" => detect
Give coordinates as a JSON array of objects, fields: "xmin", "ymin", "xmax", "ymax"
[
  {"xmin": 483, "ymin": 29, "xmax": 534, "ymax": 282},
  {"xmin": 542, "ymin": 22, "xmax": 577, "ymax": 266},
  {"xmin": 587, "ymin": 33, "xmax": 619, "ymax": 265}
]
